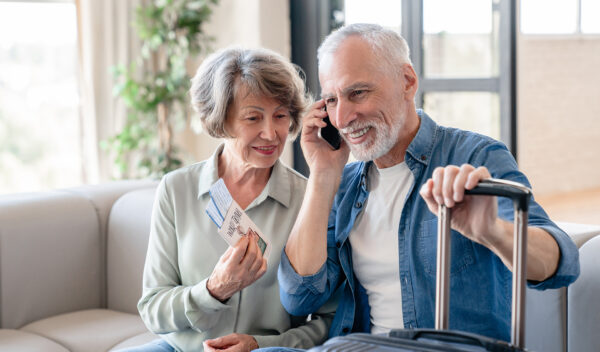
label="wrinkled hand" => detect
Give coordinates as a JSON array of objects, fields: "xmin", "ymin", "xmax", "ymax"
[
  {"xmin": 301, "ymin": 100, "xmax": 350, "ymax": 176},
  {"xmin": 203, "ymin": 333, "xmax": 259, "ymax": 352},
  {"xmin": 419, "ymin": 164, "xmax": 503, "ymax": 248},
  {"xmin": 207, "ymin": 231, "xmax": 267, "ymax": 302}
]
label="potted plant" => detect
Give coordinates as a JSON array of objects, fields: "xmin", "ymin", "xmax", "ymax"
[{"xmin": 104, "ymin": 0, "xmax": 218, "ymax": 178}]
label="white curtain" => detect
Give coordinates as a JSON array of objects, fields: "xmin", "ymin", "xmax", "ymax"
[{"xmin": 76, "ymin": 0, "xmax": 142, "ymax": 183}]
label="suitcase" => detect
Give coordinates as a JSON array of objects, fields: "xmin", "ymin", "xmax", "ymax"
[{"xmin": 309, "ymin": 178, "xmax": 532, "ymax": 352}]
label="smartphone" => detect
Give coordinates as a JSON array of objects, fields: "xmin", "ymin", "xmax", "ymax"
[{"xmin": 318, "ymin": 109, "xmax": 342, "ymax": 150}]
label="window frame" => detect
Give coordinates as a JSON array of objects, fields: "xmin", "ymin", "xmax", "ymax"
[{"xmin": 404, "ymin": 0, "xmax": 517, "ymax": 156}]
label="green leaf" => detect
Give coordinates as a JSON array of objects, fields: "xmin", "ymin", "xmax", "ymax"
[{"xmin": 108, "ymin": 0, "xmax": 216, "ymax": 179}]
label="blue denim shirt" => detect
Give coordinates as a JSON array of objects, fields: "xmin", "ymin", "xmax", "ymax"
[{"xmin": 278, "ymin": 110, "xmax": 580, "ymax": 342}]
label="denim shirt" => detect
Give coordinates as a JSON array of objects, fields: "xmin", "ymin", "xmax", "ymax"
[{"xmin": 278, "ymin": 110, "xmax": 580, "ymax": 342}]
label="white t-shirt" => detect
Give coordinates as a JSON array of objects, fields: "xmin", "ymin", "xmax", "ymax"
[{"xmin": 348, "ymin": 161, "xmax": 414, "ymax": 334}]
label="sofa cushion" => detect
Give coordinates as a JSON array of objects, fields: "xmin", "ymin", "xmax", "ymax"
[
  {"xmin": 0, "ymin": 329, "xmax": 69, "ymax": 352},
  {"xmin": 109, "ymin": 331, "xmax": 158, "ymax": 351},
  {"xmin": 107, "ymin": 188, "xmax": 157, "ymax": 314},
  {"xmin": 0, "ymin": 192, "xmax": 101, "ymax": 329},
  {"xmin": 21, "ymin": 309, "xmax": 148, "ymax": 352},
  {"xmin": 66, "ymin": 180, "xmax": 158, "ymax": 308}
]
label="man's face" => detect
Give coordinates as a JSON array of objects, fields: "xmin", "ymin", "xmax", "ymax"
[{"xmin": 319, "ymin": 37, "xmax": 412, "ymax": 162}]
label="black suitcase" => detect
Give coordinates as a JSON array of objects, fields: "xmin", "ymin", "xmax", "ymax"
[{"xmin": 309, "ymin": 178, "xmax": 532, "ymax": 352}]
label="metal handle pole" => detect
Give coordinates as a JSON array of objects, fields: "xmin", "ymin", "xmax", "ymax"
[
  {"xmin": 435, "ymin": 204, "xmax": 451, "ymax": 330},
  {"xmin": 511, "ymin": 209, "xmax": 528, "ymax": 348}
]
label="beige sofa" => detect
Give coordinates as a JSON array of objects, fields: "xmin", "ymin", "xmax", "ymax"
[
  {"xmin": 0, "ymin": 180, "xmax": 158, "ymax": 352},
  {"xmin": 0, "ymin": 181, "xmax": 598, "ymax": 352}
]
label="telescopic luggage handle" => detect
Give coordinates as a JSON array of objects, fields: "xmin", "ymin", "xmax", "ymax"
[{"xmin": 435, "ymin": 178, "xmax": 532, "ymax": 349}]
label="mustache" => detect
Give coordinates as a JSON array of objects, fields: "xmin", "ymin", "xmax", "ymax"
[{"xmin": 339, "ymin": 120, "xmax": 373, "ymax": 134}]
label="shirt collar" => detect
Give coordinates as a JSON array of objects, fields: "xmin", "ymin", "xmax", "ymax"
[
  {"xmin": 197, "ymin": 144, "xmax": 223, "ymax": 198},
  {"xmin": 197, "ymin": 143, "xmax": 292, "ymax": 208},
  {"xmin": 252, "ymin": 158, "xmax": 292, "ymax": 208},
  {"xmin": 405, "ymin": 109, "xmax": 438, "ymax": 166}
]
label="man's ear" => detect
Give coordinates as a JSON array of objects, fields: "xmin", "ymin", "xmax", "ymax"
[{"xmin": 401, "ymin": 64, "xmax": 418, "ymax": 99}]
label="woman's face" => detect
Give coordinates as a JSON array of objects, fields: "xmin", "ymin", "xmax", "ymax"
[{"xmin": 223, "ymin": 84, "xmax": 291, "ymax": 170}]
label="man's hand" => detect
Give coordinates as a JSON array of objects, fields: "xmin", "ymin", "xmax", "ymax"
[
  {"xmin": 284, "ymin": 100, "xmax": 350, "ymax": 276},
  {"xmin": 301, "ymin": 100, "xmax": 350, "ymax": 177},
  {"xmin": 203, "ymin": 333, "xmax": 259, "ymax": 352},
  {"xmin": 419, "ymin": 164, "xmax": 560, "ymax": 281},
  {"xmin": 207, "ymin": 232, "xmax": 267, "ymax": 302},
  {"xmin": 419, "ymin": 164, "xmax": 503, "ymax": 248}
]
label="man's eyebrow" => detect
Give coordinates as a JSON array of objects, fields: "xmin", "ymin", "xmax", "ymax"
[
  {"xmin": 321, "ymin": 82, "xmax": 373, "ymax": 99},
  {"xmin": 342, "ymin": 82, "xmax": 372, "ymax": 94}
]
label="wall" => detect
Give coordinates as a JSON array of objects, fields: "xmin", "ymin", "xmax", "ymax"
[
  {"xmin": 175, "ymin": 0, "xmax": 295, "ymax": 167},
  {"xmin": 517, "ymin": 36, "xmax": 600, "ymax": 196}
]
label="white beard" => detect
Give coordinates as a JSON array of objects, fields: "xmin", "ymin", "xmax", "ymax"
[{"xmin": 341, "ymin": 114, "xmax": 403, "ymax": 161}]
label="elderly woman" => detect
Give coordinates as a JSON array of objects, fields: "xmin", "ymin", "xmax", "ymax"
[{"xmin": 123, "ymin": 47, "xmax": 333, "ymax": 352}]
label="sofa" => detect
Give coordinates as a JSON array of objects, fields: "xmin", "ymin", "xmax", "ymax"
[
  {"xmin": 0, "ymin": 181, "xmax": 598, "ymax": 352},
  {"xmin": 0, "ymin": 180, "xmax": 158, "ymax": 352}
]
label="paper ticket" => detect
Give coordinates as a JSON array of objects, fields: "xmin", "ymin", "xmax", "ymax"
[{"xmin": 205, "ymin": 178, "xmax": 271, "ymax": 259}]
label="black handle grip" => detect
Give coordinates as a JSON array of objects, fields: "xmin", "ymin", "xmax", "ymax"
[{"xmin": 464, "ymin": 178, "xmax": 531, "ymax": 211}]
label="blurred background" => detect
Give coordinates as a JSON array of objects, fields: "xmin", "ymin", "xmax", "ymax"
[{"xmin": 0, "ymin": 0, "xmax": 598, "ymax": 224}]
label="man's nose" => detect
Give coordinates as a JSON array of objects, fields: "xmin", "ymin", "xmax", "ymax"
[{"xmin": 333, "ymin": 99, "xmax": 356, "ymax": 130}]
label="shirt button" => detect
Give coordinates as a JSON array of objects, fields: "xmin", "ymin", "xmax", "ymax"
[
  {"xmin": 421, "ymin": 155, "xmax": 427, "ymax": 161},
  {"xmin": 355, "ymin": 201, "xmax": 362, "ymax": 208},
  {"xmin": 336, "ymin": 241, "xmax": 341, "ymax": 248},
  {"xmin": 342, "ymin": 327, "xmax": 350, "ymax": 333}
]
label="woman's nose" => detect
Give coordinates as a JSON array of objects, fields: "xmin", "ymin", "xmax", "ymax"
[{"xmin": 260, "ymin": 119, "xmax": 277, "ymax": 140}]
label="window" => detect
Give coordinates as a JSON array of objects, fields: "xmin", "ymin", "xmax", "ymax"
[
  {"xmin": 344, "ymin": 0, "xmax": 401, "ymax": 33},
  {"xmin": 520, "ymin": 0, "xmax": 600, "ymax": 34},
  {"xmin": 420, "ymin": 0, "xmax": 505, "ymax": 142},
  {"xmin": 423, "ymin": 0, "xmax": 497, "ymax": 78},
  {"xmin": 0, "ymin": 1, "xmax": 81, "ymax": 194},
  {"xmin": 581, "ymin": 0, "xmax": 600, "ymax": 33}
]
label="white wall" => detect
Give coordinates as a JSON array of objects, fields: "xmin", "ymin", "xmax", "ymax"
[{"xmin": 518, "ymin": 36, "xmax": 600, "ymax": 196}]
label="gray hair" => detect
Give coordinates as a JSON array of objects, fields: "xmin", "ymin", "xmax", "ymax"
[
  {"xmin": 190, "ymin": 47, "xmax": 309, "ymax": 138},
  {"xmin": 317, "ymin": 23, "xmax": 412, "ymax": 75}
]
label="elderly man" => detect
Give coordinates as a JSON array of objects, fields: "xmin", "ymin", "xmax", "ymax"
[{"xmin": 275, "ymin": 23, "xmax": 579, "ymax": 347}]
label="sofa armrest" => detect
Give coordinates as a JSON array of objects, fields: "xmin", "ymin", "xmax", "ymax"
[{"xmin": 555, "ymin": 221, "xmax": 600, "ymax": 248}]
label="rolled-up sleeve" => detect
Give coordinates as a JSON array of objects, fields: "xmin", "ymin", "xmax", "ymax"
[
  {"xmin": 528, "ymin": 224, "xmax": 580, "ymax": 289},
  {"xmin": 278, "ymin": 250, "xmax": 330, "ymax": 316},
  {"xmin": 474, "ymin": 140, "xmax": 580, "ymax": 289}
]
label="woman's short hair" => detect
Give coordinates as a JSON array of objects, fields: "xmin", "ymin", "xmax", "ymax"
[
  {"xmin": 317, "ymin": 23, "xmax": 412, "ymax": 76},
  {"xmin": 190, "ymin": 47, "xmax": 309, "ymax": 139}
]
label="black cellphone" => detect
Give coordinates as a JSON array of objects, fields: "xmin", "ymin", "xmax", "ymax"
[{"xmin": 318, "ymin": 109, "xmax": 342, "ymax": 150}]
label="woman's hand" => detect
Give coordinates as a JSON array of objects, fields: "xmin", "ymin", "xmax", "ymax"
[
  {"xmin": 203, "ymin": 333, "xmax": 259, "ymax": 352},
  {"xmin": 207, "ymin": 231, "xmax": 267, "ymax": 302},
  {"xmin": 301, "ymin": 100, "xmax": 350, "ymax": 177}
]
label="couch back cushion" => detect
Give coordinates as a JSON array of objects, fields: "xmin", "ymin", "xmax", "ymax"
[
  {"xmin": 106, "ymin": 187, "xmax": 157, "ymax": 313},
  {"xmin": 0, "ymin": 192, "xmax": 102, "ymax": 329}
]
